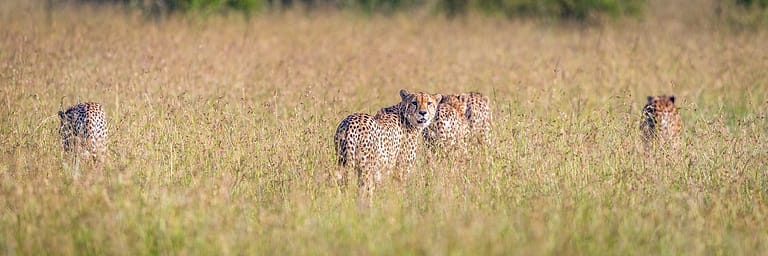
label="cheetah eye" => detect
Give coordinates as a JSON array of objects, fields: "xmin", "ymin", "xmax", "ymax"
[
  {"xmin": 411, "ymin": 101, "xmax": 417, "ymax": 106},
  {"xmin": 427, "ymin": 102, "xmax": 433, "ymax": 106}
]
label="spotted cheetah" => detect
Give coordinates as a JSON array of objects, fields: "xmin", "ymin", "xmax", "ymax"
[
  {"xmin": 423, "ymin": 94, "xmax": 470, "ymax": 154},
  {"xmin": 58, "ymin": 102, "xmax": 108, "ymax": 165},
  {"xmin": 640, "ymin": 95, "xmax": 682, "ymax": 150},
  {"xmin": 334, "ymin": 89, "xmax": 441, "ymax": 195},
  {"xmin": 459, "ymin": 92, "xmax": 492, "ymax": 145}
]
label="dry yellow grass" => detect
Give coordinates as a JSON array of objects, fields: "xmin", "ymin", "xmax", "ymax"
[{"xmin": 1, "ymin": 0, "xmax": 767, "ymax": 254}]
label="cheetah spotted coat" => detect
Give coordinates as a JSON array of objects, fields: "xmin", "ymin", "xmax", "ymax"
[
  {"xmin": 58, "ymin": 102, "xmax": 108, "ymax": 164},
  {"xmin": 640, "ymin": 95, "xmax": 682, "ymax": 150},
  {"xmin": 334, "ymin": 89, "xmax": 441, "ymax": 193}
]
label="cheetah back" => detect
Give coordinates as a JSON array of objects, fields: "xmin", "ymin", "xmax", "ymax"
[
  {"xmin": 58, "ymin": 102, "xmax": 108, "ymax": 162},
  {"xmin": 335, "ymin": 113, "xmax": 379, "ymax": 170}
]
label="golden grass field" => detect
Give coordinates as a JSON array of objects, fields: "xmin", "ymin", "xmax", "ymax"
[{"xmin": 1, "ymin": 0, "xmax": 767, "ymax": 254}]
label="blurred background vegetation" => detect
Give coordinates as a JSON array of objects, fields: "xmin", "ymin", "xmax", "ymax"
[{"xmin": 59, "ymin": 0, "xmax": 768, "ymax": 26}]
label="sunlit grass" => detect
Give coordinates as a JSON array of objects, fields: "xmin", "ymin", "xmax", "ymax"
[{"xmin": 1, "ymin": 0, "xmax": 767, "ymax": 254}]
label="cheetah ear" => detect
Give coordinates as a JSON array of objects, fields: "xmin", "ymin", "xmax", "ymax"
[
  {"xmin": 668, "ymin": 95, "xmax": 675, "ymax": 103},
  {"xmin": 434, "ymin": 94, "xmax": 443, "ymax": 103},
  {"xmin": 646, "ymin": 96, "xmax": 654, "ymax": 103},
  {"xmin": 400, "ymin": 89, "xmax": 410, "ymax": 100}
]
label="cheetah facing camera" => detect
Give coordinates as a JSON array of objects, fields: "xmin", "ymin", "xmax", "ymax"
[
  {"xmin": 58, "ymin": 102, "xmax": 108, "ymax": 165},
  {"xmin": 423, "ymin": 94, "xmax": 470, "ymax": 154},
  {"xmin": 334, "ymin": 89, "xmax": 441, "ymax": 195},
  {"xmin": 424, "ymin": 92, "xmax": 492, "ymax": 151},
  {"xmin": 640, "ymin": 95, "xmax": 682, "ymax": 150}
]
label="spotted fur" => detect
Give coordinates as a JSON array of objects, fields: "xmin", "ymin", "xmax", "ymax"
[
  {"xmin": 460, "ymin": 92, "xmax": 492, "ymax": 145},
  {"xmin": 640, "ymin": 95, "xmax": 682, "ymax": 150},
  {"xmin": 425, "ymin": 92, "xmax": 492, "ymax": 149},
  {"xmin": 58, "ymin": 102, "xmax": 108, "ymax": 164},
  {"xmin": 423, "ymin": 94, "xmax": 470, "ymax": 154},
  {"xmin": 334, "ymin": 89, "xmax": 441, "ymax": 195}
]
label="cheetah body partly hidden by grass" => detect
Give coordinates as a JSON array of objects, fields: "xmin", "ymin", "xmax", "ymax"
[
  {"xmin": 460, "ymin": 92, "xmax": 492, "ymax": 145},
  {"xmin": 423, "ymin": 94, "xmax": 470, "ymax": 153},
  {"xmin": 640, "ymin": 95, "xmax": 682, "ymax": 150},
  {"xmin": 58, "ymin": 102, "xmax": 108, "ymax": 164},
  {"xmin": 334, "ymin": 89, "xmax": 441, "ymax": 194},
  {"xmin": 423, "ymin": 92, "xmax": 492, "ymax": 153}
]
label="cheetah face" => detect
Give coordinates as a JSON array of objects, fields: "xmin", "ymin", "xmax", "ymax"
[
  {"xmin": 400, "ymin": 89, "xmax": 442, "ymax": 130},
  {"xmin": 442, "ymin": 94, "xmax": 468, "ymax": 115},
  {"xmin": 645, "ymin": 95, "xmax": 676, "ymax": 115}
]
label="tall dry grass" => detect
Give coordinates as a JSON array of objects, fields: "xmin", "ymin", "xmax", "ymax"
[{"xmin": 1, "ymin": 0, "xmax": 767, "ymax": 254}]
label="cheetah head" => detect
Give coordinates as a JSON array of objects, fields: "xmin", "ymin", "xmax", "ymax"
[
  {"xmin": 644, "ymin": 95, "xmax": 677, "ymax": 115},
  {"xmin": 441, "ymin": 94, "xmax": 468, "ymax": 115},
  {"xmin": 399, "ymin": 89, "xmax": 442, "ymax": 130}
]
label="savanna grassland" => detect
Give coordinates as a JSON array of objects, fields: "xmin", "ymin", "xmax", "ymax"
[{"xmin": 1, "ymin": 0, "xmax": 767, "ymax": 254}]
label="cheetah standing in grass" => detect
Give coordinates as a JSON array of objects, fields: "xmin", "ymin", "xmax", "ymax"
[
  {"xmin": 460, "ymin": 92, "xmax": 492, "ymax": 145},
  {"xmin": 424, "ymin": 92, "xmax": 492, "ymax": 150},
  {"xmin": 423, "ymin": 94, "xmax": 470, "ymax": 154},
  {"xmin": 58, "ymin": 102, "xmax": 108, "ymax": 165},
  {"xmin": 334, "ymin": 89, "xmax": 441, "ymax": 195},
  {"xmin": 640, "ymin": 95, "xmax": 682, "ymax": 150}
]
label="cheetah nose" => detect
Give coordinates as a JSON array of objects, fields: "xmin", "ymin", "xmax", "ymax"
[{"xmin": 418, "ymin": 110, "xmax": 427, "ymax": 116}]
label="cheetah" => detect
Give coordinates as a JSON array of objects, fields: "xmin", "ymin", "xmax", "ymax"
[
  {"xmin": 58, "ymin": 102, "xmax": 108, "ymax": 165},
  {"xmin": 426, "ymin": 92, "xmax": 492, "ymax": 147},
  {"xmin": 459, "ymin": 92, "xmax": 492, "ymax": 145},
  {"xmin": 423, "ymin": 94, "xmax": 470, "ymax": 154},
  {"xmin": 640, "ymin": 95, "xmax": 682, "ymax": 150},
  {"xmin": 334, "ymin": 89, "xmax": 441, "ymax": 195}
]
